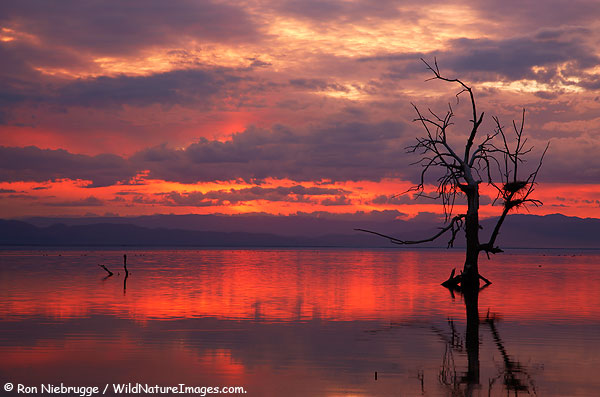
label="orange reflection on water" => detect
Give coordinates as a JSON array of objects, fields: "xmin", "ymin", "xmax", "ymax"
[
  {"xmin": 1, "ymin": 250, "xmax": 462, "ymax": 322},
  {"xmin": 1, "ymin": 250, "xmax": 599, "ymax": 323},
  {"xmin": 2, "ymin": 249, "xmax": 600, "ymax": 396}
]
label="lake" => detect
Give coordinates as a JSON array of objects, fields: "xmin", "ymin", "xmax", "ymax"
[{"xmin": 0, "ymin": 248, "xmax": 599, "ymax": 396}]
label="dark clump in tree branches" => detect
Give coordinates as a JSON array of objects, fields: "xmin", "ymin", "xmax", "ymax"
[{"xmin": 357, "ymin": 59, "xmax": 549, "ymax": 291}]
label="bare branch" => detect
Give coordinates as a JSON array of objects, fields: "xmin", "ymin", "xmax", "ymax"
[
  {"xmin": 355, "ymin": 214, "xmax": 466, "ymax": 247},
  {"xmin": 419, "ymin": 58, "xmax": 484, "ymax": 165}
]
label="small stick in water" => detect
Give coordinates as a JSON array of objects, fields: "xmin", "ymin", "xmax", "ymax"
[
  {"xmin": 123, "ymin": 254, "xmax": 129, "ymax": 276},
  {"xmin": 123, "ymin": 254, "xmax": 129, "ymax": 295},
  {"xmin": 98, "ymin": 264, "xmax": 113, "ymax": 276}
]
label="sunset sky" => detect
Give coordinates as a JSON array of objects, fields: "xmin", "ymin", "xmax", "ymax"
[{"xmin": 1, "ymin": 0, "xmax": 599, "ymax": 220}]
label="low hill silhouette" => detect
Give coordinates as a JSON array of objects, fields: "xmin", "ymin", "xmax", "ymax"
[{"xmin": 1, "ymin": 213, "xmax": 598, "ymax": 248}]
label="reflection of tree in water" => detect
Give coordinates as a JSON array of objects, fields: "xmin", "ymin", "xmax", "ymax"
[
  {"xmin": 436, "ymin": 318, "xmax": 465, "ymax": 396},
  {"xmin": 436, "ymin": 289, "xmax": 539, "ymax": 396},
  {"xmin": 485, "ymin": 312, "xmax": 538, "ymax": 396}
]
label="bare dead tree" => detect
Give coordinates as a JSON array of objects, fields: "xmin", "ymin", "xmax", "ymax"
[{"xmin": 357, "ymin": 59, "xmax": 549, "ymax": 291}]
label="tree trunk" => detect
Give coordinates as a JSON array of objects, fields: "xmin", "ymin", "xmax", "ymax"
[{"xmin": 462, "ymin": 184, "xmax": 480, "ymax": 292}]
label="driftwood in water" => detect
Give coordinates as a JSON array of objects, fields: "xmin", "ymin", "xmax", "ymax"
[
  {"xmin": 441, "ymin": 268, "xmax": 492, "ymax": 289},
  {"xmin": 441, "ymin": 268, "xmax": 461, "ymax": 288},
  {"xmin": 98, "ymin": 264, "xmax": 113, "ymax": 276}
]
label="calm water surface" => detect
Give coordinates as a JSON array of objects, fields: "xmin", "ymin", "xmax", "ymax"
[{"xmin": 0, "ymin": 249, "xmax": 599, "ymax": 396}]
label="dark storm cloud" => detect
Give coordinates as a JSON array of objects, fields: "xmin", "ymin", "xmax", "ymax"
[
  {"xmin": 0, "ymin": 121, "xmax": 410, "ymax": 185},
  {"xmin": 536, "ymin": 138, "xmax": 600, "ymax": 184},
  {"xmin": 56, "ymin": 68, "xmax": 239, "ymax": 108},
  {"xmin": 358, "ymin": 52, "xmax": 425, "ymax": 63},
  {"xmin": 0, "ymin": 146, "xmax": 135, "ymax": 187},
  {"xmin": 157, "ymin": 192, "xmax": 214, "ymax": 207},
  {"xmin": 443, "ymin": 32, "xmax": 599, "ymax": 82},
  {"xmin": 156, "ymin": 185, "xmax": 351, "ymax": 207},
  {"xmin": 0, "ymin": 63, "xmax": 253, "ymax": 112},
  {"xmin": 362, "ymin": 28, "xmax": 599, "ymax": 89},
  {"xmin": 0, "ymin": 46, "xmax": 47, "ymax": 106},
  {"xmin": 276, "ymin": 0, "xmax": 600, "ymax": 34},
  {"xmin": 289, "ymin": 78, "xmax": 348, "ymax": 92},
  {"xmin": 7, "ymin": 194, "xmax": 38, "ymax": 200},
  {"xmin": 1, "ymin": 120, "xmax": 598, "ymax": 187},
  {"xmin": 133, "ymin": 122, "xmax": 409, "ymax": 183},
  {"xmin": 371, "ymin": 194, "xmax": 413, "ymax": 205},
  {"xmin": 0, "ymin": 41, "xmax": 88, "ymax": 103},
  {"xmin": 0, "ymin": 1, "xmax": 260, "ymax": 55},
  {"xmin": 44, "ymin": 196, "xmax": 104, "ymax": 207},
  {"xmin": 475, "ymin": 0, "xmax": 600, "ymax": 27},
  {"xmin": 320, "ymin": 195, "xmax": 352, "ymax": 206},
  {"xmin": 578, "ymin": 77, "xmax": 600, "ymax": 91},
  {"xmin": 0, "ymin": 1, "xmax": 262, "ymax": 116},
  {"xmin": 0, "ymin": 1, "xmax": 262, "ymax": 114},
  {"xmin": 277, "ymin": 0, "xmax": 405, "ymax": 22}
]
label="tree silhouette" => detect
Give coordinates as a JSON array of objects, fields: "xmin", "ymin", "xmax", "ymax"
[{"xmin": 357, "ymin": 59, "xmax": 548, "ymax": 291}]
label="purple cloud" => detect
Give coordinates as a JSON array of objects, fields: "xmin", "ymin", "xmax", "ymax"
[
  {"xmin": 0, "ymin": 0, "xmax": 261, "ymax": 56},
  {"xmin": 0, "ymin": 146, "xmax": 135, "ymax": 187},
  {"xmin": 44, "ymin": 196, "xmax": 104, "ymax": 207},
  {"xmin": 157, "ymin": 185, "xmax": 351, "ymax": 207}
]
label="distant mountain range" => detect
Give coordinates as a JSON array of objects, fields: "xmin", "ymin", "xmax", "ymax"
[{"xmin": 0, "ymin": 213, "xmax": 598, "ymax": 248}]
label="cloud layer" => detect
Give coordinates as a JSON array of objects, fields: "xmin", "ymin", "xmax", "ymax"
[{"xmin": 1, "ymin": 0, "xmax": 599, "ymax": 217}]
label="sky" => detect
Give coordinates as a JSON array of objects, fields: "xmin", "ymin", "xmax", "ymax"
[{"xmin": 1, "ymin": 0, "xmax": 599, "ymax": 220}]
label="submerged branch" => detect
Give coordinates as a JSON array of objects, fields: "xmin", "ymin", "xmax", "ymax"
[{"xmin": 98, "ymin": 264, "xmax": 113, "ymax": 277}]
